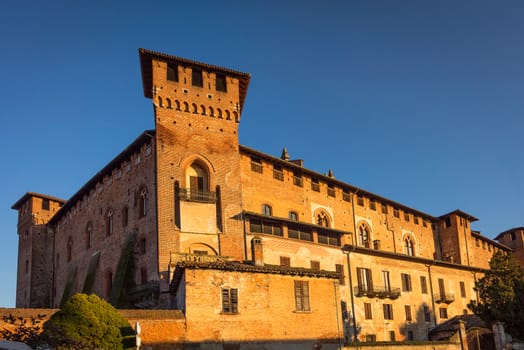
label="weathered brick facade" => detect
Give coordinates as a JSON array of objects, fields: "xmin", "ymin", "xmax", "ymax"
[{"xmin": 10, "ymin": 48, "xmax": 523, "ymax": 346}]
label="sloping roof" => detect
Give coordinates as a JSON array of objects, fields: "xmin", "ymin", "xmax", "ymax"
[
  {"xmin": 49, "ymin": 130, "xmax": 155, "ymax": 225},
  {"xmin": 439, "ymin": 209, "xmax": 479, "ymax": 222},
  {"xmin": 139, "ymin": 48, "xmax": 251, "ymax": 113},
  {"xmin": 240, "ymin": 144, "xmax": 437, "ymax": 221},
  {"xmin": 429, "ymin": 314, "xmax": 488, "ymax": 336},
  {"xmin": 11, "ymin": 192, "xmax": 66, "ymax": 210},
  {"xmin": 495, "ymin": 227, "xmax": 524, "ymax": 241}
]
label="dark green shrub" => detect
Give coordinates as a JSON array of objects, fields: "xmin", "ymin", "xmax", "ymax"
[{"xmin": 42, "ymin": 293, "xmax": 133, "ymax": 349}]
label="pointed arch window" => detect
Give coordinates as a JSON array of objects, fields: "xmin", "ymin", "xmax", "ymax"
[
  {"xmin": 358, "ymin": 223, "xmax": 371, "ymax": 247},
  {"xmin": 106, "ymin": 209, "xmax": 114, "ymax": 236},
  {"xmin": 404, "ymin": 237, "xmax": 415, "ymax": 256},
  {"xmin": 86, "ymin": 222, "xmax": 93, "ymax": 248},
  {"xmin": 316, "ymin": 211, "xmax": 330, "ymax": 227},
  {"xmin": 67, "ymin": 237, "xmax": 73, "ymax": 262},
  {"xmin": 106, "ymin": 270, "xmax": 113, "ymax": 298},
  {"xmin": 139, "ymin": 188, "xmax": 148, "ymax": 218}
]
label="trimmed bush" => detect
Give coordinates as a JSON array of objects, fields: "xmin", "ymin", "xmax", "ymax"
[{"xmin": 42, "ymin": 293, "xmax": 133, "ymax": 349}]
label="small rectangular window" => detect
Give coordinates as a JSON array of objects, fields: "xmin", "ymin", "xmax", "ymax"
[
  {"xmin": 414, "ymin": 216, "xmax": 419, "ymax": 224},
  {"xmin": 192, "ymin": 68, "xmax": 203, "ymax": 87},
  {"xmin": 445, "ymin": 217, "xmax": 451, "ymax": 228},
  {"xmin": 273, "ymin": 165, "xmax": 284, "ymax": 181},
  {"xmin": 405, "ymin": 305, "xmax": 412, "ymax": 321},
  {"xmin": 327, "ymin": 184, "xmax": 336, "ymax": 197},
  {"xmin": 342, "ymin": 190, "xmax": 350, "ymax": 202},
  {"xmin": 357, "ymin": 195, "xmax": 364, "ymax": 206},
  {"xmin": 366, "ymin": 334, "xmax": 376, "ymax": 342},
  {"xmin": 404, "ymin": 212, "xmax": 410, "ymax": 222},
  {"xmin": 310, "ymin": 261, "xmax": 320, "ymax": 270},
  {"xmin": 250, "ymin": 157, "xmax": 263, "ymax": 173},
  {"xmin": 383, "ymin": 304, "xmax": 394, "ymax": 320},
  {"xmin": 381, "ymin": 204, "xmax": 388, "ymax": 214},
  {"xmin": 335, "ymin": 264, "xmax": 345, "ymax": 285},
  {"xmin": 420, "ymin": 276, "xmax": 428, "ymax": 294},
  {"xmin": 311, "ymin": 179, "xmax": 320, "ymax": 192},
  {"xmin": 460, "ymin": 281, "xmax": 466, "ymax": 298},
  {"xmin": 216, "ymin": 73, "xmax": 227, "ymax": 92},
  {"xmin": 390, "ymin": 331, "xmax": 396, "ymax": 341},
  {"xmin": 222, "ymin": 288, "xmax": 238, "ymax": 314},
  {"xmin": 424, "ymin": 306, "xmax": 431, "ymax": 322},
  {"xmin": 167, "ymin": 63, "xmax": 178, "ymax": 82},
  {"xmin": 293, "ymin": 172, "xmax": 303, "ymax": 187},
  {"xmin": 394, "ymin": 208, "xmax": 399, "ymax": 218},
  {"xmin": 369, "ymin": 200, "xmax": 376, "ymax": 210},
  {"xmin": 439, "ymin": 307, "xmax": 448, "ymax": 319},
  {"xmin": 294, "ymin": 280, "xmax": 310, "ymax": 312},
  {"xmin": 401, "ymin": 273, "xmax": 412, "ymax": 292},
  {"xmin": 364, "ymin": 303, "xmax": 372, "ymax": 319},
  {"xmin": 423, "ymin": 220, "xmax": 428, "ymax": 227},
  {"xmin": 42, "ymin": 198, "xmax": 50, "ymax": 210},
  {"xmin": 407, "ymin": 330, "xmax": 414, "ymax": 341},
  {"xmin": 280, "ymin": 256, "xmax": 291, "ymax": 267}
]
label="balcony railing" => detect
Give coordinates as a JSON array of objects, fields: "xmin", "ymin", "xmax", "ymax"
[
  {"xmin": 434, "ymin": 293, "xmax": 455, "ymax": 304},
  {"xmin": 178, "ymin": 188, "xmax": 216, "ymax": 203},
  {"xmin": 354, "ymin": 285, "xmax": 401, "ymax": 299}
]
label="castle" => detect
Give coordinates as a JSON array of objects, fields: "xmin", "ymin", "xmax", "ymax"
[{"xmin": 11, "ymin": 48, "xmax": 524, "ymax": 347}]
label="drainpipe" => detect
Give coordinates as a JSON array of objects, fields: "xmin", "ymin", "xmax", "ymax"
[
  {"xmin": 427, "ymin": 264, "xmax": 437, "ymax": 326},
  {"xmin": 242, "ymin": 212, "xmax": 248, "ymax": 261},
  {"xmin": 463, "ymin": 219, "xmax": 471, "ymax": 266},
  {"xmin": 333, "ymin": 281, "xmax": 342, "ymax": 349},
  {"xmin": 343, "ymin": 247, "xmax": 358, "ymax": 343}
]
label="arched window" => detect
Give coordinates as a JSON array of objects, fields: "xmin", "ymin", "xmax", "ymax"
[
  {"xmin": 106, "ymin": 270, "xmax": 113, "ymax": 298},
  {"xmin": 138, "ymin": 238, "xmax": 146, "ymax": 255},
  {"xmin": 185, "ymin": 161, "xmax": 210, "ymax": 201},
  {"xmin": 200, "ymin": 104, "xmax": 207, "ymax": 115},
  {"xmin": 404, "ymin": 237, "xmax": 415, "ymax": 256},
  {"xmin": 106, "ymin": 209, "xmax": 114, "ymax": 236},
  {"xmin": 358, "ymin": 223, "xmax": 371, "ymax": 247},
  {"xmin": 67, "ymin": 237, "xmax": 73, "ymax": 262},
  {"xmin": 139, "ymin": 188, "xmax": 148, "ymax": 218},
  {"xmin": 288, "ymin": 211, "xmax": 298, "ymax": 221},
  {"xmin": 166, "ymin": 98, "xmax": 172, "ymax": 109},
  {"xmin": 140, "ymin": 267, "xmax": 148, "ymax": 285},
  {"xmin": 157, "ymin": 96, "xmax": 163, "ymax": 108},
  {"xmin": 122, "ymin": 206, "xmax": 129, "ymax": 227},
  {"xmin": 86, "ymin": 222, "xmax": 93, "ymax": 249},
  {"xmin": 316, "ymin": 211, "xmax": 330, "ymax": 227},
  {"xmin": 262, "ymin": 204, "xmax": 272, "ymax": 216}
]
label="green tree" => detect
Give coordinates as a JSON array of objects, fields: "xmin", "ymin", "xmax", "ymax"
[
  {"xmin": 469, "ymin": 251, "xmax": 524, "ymax": 340},
  {"xmin": 41, "ymin": 293, "xmax": 133, "ymax": 349}
]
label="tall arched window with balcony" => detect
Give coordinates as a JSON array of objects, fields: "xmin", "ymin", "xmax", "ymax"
[{"xmin": 183, "ymin": 161, "xmax": 214, "ymax": 202}]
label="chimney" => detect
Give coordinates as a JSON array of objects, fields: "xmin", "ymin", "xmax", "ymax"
[{"xmin": 251, "ymin": 237, "xmax": 264, "ymax": 266}]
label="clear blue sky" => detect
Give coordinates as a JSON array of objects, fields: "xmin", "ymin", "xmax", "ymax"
[{"xmin": 1, "ymin": 1, "xmax": 523, "ymax": 307}]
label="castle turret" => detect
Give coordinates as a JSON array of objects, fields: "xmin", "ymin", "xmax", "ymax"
[
  {"xmin": 139, "ymin": 49, "xmax": 251, "ymax": 288},
  {"xmin": 11, "ymin": 192, "xmax": 65, "ymax": 307}
]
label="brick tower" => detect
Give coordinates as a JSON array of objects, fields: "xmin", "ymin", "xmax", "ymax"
[
  {"xmin": 11, "ymin": 193, "xmax": 65, "ymax": 307},
  {"xmin": 139, "ymin": 49, "xmax": 251, "ymax": 285}
]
